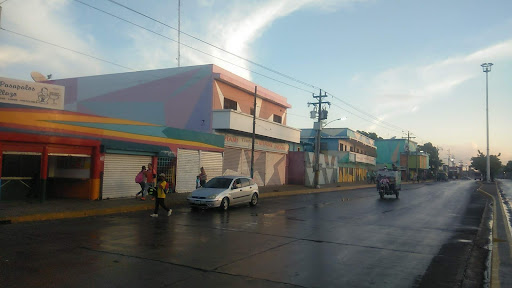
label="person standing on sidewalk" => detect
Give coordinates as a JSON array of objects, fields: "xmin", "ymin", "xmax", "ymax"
[
  {"xmin": 142, "ymin": 163, "xmax": 156, "ymax": 200},
  {"xmin": 135, "ymin": 166, "xmax": 146, "ymax": 199},
  {"xmin": 197, "ymin": 167, "xmax": 207, "ymax": 187},
  {"xmin": 150, "ymin": 173, "xmax": 172, "ymax": 217}
]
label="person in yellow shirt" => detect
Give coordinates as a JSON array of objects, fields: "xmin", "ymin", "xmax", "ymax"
[{"xmin": 150, "ymin": 173, "xmax": 172, "ymax": 217}]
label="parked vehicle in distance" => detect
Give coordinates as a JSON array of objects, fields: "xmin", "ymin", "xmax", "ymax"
[{"xmin": 187, "ymin": 176, "xmax": 259, "ymax": 210}]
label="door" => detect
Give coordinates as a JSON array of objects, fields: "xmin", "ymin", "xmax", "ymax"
[
  {"xmin": 103, "ymin": 154, "xmax": 151, "ymax": 199},
  {"xmin": 200, "ymin": 151, "xmax": 223, "ymax": 181},
  {"xmin": 230, "ymin": 177, "xmax": 245, "ymax": 204},
  {"xmin": 176, "ymin": 149, "xmax": 199, "ymax": 193}
]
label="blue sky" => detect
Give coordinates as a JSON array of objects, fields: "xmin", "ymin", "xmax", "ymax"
[{"xmin": 1, "ymin": 0, "xmax": 511, "ymax": 165}]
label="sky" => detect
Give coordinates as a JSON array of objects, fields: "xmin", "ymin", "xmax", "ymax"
[{"xmin": 1, "ymin": 0, "xmax": 511, "ymax": 166}]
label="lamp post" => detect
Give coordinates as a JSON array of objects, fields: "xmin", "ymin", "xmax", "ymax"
[{"xmin": 481, "ymin": 63, "xmax": 493, "ymax": 183}]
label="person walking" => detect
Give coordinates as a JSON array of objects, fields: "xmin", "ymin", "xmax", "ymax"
[
  {"xmin": 150, "ymin": 173, "xmax": 172, "ymax": 217},
  {"xmin": 142, "ymin": 163, "xmax": 156, "ymax": 200},
  {"xmin": 197, "ymin": 167, "xmax": 207, "ymax": 187},
  {"xmin": 135, "ymin": 166, "xmax": 146, "ymax": 199}
]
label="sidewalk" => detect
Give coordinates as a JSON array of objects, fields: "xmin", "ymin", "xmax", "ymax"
[{"xmin": 0, "ymin": 182, "xmax": 376, "ymax": 224}]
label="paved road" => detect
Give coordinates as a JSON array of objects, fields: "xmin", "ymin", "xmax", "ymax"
[{"xmin": 1, "ymin": 180, "xmax": 488, "ymax": 288}]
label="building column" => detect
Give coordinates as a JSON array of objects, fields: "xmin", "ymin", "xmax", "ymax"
[
  {"xmin": 40, "ymin": 146, "xmax": 48, "ymax": 202},
  {"xmin": 90, "ymin": 145, "xmax": 104, "ymax": 200}
]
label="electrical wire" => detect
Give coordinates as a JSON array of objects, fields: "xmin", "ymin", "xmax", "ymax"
[
  {"xmin": 75, "ymin": 0, "xmax": 414, "ymax": 135},
  {"xmin": 71, "ymin": 0, "xmax": 314, "ymax": 94},
  {"xmin": 0, "ymin": 0, "xmax": 9, "ymax": 5},
  {"xmin": 0, "ymin": 27, "xmax": 137, "ymax": 71},
  {"xmin": 103, "ymin": 0, "xmax": 320, "ymax": 90}
]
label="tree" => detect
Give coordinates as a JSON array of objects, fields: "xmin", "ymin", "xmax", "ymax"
[
  {"xmin": 357, "ymin": 130, "xmax": 383, "ymax": 141},
  {"xmin": 504, "ymin": 161, "xmax": 512, "ymax": 173},
  {"xmin": 418, "ymin": 142, "xmax": 443, "ymax": 174},
  {"xmin": 470, "ymin": 150, "xmax": 502, "ymax": 181}
]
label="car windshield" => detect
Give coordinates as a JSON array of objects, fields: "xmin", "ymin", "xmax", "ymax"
[{"xmin": 203, "ymin": 177, "xmax": 233, "ymax": 189}]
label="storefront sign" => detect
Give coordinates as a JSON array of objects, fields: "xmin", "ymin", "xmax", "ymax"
[
  {"xmin": 223, "ymin": 133, "xmax": 289, "ymax": 153},
  {"xmin": 0, "ymin": 77, "xmax": 65, "ymax": 110}
]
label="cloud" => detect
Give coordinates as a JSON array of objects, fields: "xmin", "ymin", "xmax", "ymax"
[
  {"xmin": 369, "ymin": 39, "xmax": 512, "ymax": 117},
  {"xmin": 0, "ymin": 0, "xmax": 102, "ymax": 79}
]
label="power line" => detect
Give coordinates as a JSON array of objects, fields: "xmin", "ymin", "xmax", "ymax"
[
  {"xmin": 326, "ymin": 91, "xmax": 406, "ymax": 132},
  {"xmin": 329, "ymin": 102, "xmax": 403, "ymax": 133},
  {"xmin": 0, "ymin": 0, "xmax": 9, "ymax": 5},
  {"xmin": 75, "ymin": 0, "xmax": 412, "ymax": 135},
  {"xmin": 71, "ymin": 0, "xmax": 314, "ymax": 94},
  {"xmin": 103, "ymin": 0, "xmax": 319, "ymax": 90},
  {"xmin": 0, "ymin": 27, "xmax": 137, "ymax": 71}
]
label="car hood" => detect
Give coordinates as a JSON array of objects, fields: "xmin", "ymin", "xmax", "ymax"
[{"xmin": 189, "ymin": 188, "xmax": 227, "ymax": 198}]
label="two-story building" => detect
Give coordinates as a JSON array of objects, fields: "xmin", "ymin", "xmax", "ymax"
[
  {"xmin": 48, "ymin": 64, "xmax": 300, "ymax": 190},
  {"xmin": 300, "ymin": 128, "xmax": 376, "ymax": 182}
]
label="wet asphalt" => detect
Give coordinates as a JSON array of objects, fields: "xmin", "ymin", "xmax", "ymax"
[{"xmin": 0, "ymin": 180, "xmax": 489, "ymax": 288}]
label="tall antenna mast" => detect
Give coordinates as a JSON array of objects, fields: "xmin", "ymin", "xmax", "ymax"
[{"xmin": 177, "ymin": 0, "xmax": 181, "ymax": 67}]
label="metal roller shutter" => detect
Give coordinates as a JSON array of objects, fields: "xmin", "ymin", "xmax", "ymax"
[
  {"xmin": 223, "ymin": 148, "xmax": 250, "ymax": 176},
  {"xmin": 265, "ymin": 152, "xmax": 286, "ymax": 186},
  {"xmin": 103, "ymin": 154, "xmax": 151, "ymax": 199},
  {"xmin": 200, "ymin": 151, "xmax": 223, "ymax": 181},
  {"xmin": 176, "ymin": 149, "xmax": 199, "ymax": 193},
  {"xmin": 244, "ymin": 149, "xmax": 265, "ymax": 186}
]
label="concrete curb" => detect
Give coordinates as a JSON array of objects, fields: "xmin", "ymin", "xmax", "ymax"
[{"xmin": 2, "ymin": 184, "xmax": 376, "ymax": 224}]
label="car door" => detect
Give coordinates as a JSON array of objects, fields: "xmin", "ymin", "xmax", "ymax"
[
  {"xmin": 230, "ymin": 178, "xmax": 244, "ymax": 205},
  {"xmin": 239, "ymin": 178, "xmax": 253, "ymax": 203}
]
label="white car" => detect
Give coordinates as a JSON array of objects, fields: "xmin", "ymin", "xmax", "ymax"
[{"xmin": 187, "ymin": 176, "xmax": 259, "ymax": 210}]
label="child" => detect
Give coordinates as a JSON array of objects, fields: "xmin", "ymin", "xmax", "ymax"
[{"xmin": 150, "ymin": 173, "xmax": 172, "ymax": 217}]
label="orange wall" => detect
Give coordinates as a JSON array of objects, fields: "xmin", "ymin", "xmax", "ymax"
[{"xmin": 214, "ymin": 80, "xmax": 287, "ymax": 125}]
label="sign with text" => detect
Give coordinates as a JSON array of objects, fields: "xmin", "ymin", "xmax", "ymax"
[
  {"xmin": 223, "ymin": 133, "xmax": 289, "ymax": 154},
  {"xmin": 0, "ymin": 77, "xmax": 65, "ymax": 110}
]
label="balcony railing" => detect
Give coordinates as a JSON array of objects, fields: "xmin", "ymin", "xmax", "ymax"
[
  {"xmin": 212, "ymin": 109, "xmax": 300, "ymax": 143},
  {"xmin": 326, "ymin": 151, "xmax": 376, "ymax": 165}
]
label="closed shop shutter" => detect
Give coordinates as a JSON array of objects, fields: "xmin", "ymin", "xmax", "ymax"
[
  {"xmin": 265, "ymin": 152, "xmax": 286, "ymax": 186},
  {"xmin": 223, "ymin": 148, "xmax": 250, "ymax": 176},
  {"xmin": 176, "ymin": 149, "xmax": 199, "ymax": 193},
  {"xmin": 103, "ymin": 154, "xmax": 151, "ymax": 199},
  {"xmin": 200, "ymin": 151, "xmax": 223, "ymax": 181},
  {"xmin": 245, "ymin": 149, "xmax": 265, "ymax": 186}
]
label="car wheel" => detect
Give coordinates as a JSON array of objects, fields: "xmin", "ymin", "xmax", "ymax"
[
  {"xmin": 220, "ymin": 197, "xmax": 229, "ymax": 211},
  {"xmin": 250, "ymin": 193, "xmax": 258, "ymax": 206}
]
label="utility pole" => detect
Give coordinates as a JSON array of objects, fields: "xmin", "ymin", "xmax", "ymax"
[
  {"xmin": 403, "ymin": 131, "xmax": 415, "ymax": 182},
  {"xmin": 177, "ymin": 0, "xmax": 181, "ymax": 67},
  {"xmin": 250, "ymin": 86, "xmax": 257, "ymax": 179},
  {"xmin": 308, "ymin": 89, "xmax": 330, "ymax": 188}
]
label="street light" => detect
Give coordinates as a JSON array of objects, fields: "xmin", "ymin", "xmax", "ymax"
[
  {"xmin": 481, "ymin": 63, "xmax": 493, "ymax": 183},
  {"xmin": 321, "ymin": 117, "xmax": 344, "ymax": 128}
]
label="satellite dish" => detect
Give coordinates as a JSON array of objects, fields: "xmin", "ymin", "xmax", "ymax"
[{"xmin": 30, "ymin": 71, "xmax": 47, "ymax": 82}]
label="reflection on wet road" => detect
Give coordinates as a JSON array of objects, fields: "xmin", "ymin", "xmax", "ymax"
[{"xmin": 1, "ymin": 181, "xmax": 487, "ymax": 287}]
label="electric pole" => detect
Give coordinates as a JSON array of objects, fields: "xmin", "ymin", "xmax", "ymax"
[
  {"xmin": 308, "ymin": 89, "xmax": 330, "ymax": 188},
  {"xmin": 403, "ymin": 131, "xmax": 415, "ymax": 182}
]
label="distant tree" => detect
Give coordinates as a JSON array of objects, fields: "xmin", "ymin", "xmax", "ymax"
[
  {"xmin": 470, "ymin": 150, "xmax": 502, "ymax": 181},
  {"xmin": 418, "ymin": 142, "xmax": 442, "ymax": 172},
  {"xmin": 504, "ymin": 161, "xmax": 512, "ymax": 173},
  {"xmin": 357, "ymin": 130, "xmax": 383, "ymax": 141}
]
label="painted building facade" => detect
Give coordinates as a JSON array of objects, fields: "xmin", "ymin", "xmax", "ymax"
[
  {"xmin": 48, "ymin": 64, "xmax": 300, "ymax": 187},
  {"xmin": 300, "ymin": 128, "xmax": 376, "ymax": 182},
  {"xmin": 375, "ymin": 139, "xmax": 429, "ymax": 180},
  {"xmin": 0, "ymin": 105, "xmax": 223, "ymax": 201}
]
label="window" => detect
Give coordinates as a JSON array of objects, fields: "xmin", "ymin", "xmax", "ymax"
[
  {"xmin": 273, "ymin": 114, "xmax": 282, "ymax": 124},
  {"xmin": 224, "ymin": 98, "xmax": 238, "ymax": 110},
  {"xmin": 240, "ymin": 178, "xmax": 250, "ymax": 187},
  {"xmin": 339, "ymin": 144, "xmax": 343, "ymax": 151},
  {"xmin": 350, "ymin": 147, "xmax": 354, "ymax": 152},
  {"xmin": 250, "ymin": 108, "xmax": 255, "ymax": 116}
]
